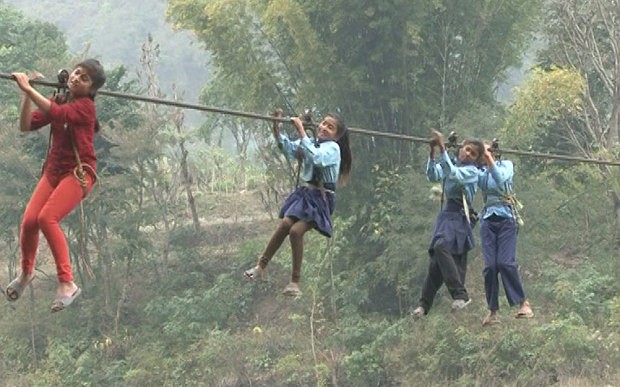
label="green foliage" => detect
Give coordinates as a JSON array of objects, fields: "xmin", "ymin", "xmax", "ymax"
[
  {"xmin": 167, "ymin": 0, "xmax": 542, "ymax": 198},
  {"xmin": 502, "ymin": 66, "xmax": 585, "ymax": 151},
  {"xmin": 144, "ymin": 273, "xmax": 250, "ymax": 344},
  {"xmin": 534, "ymin": 315, "xmax": 599, "ymax": 374},
  {"xmin": 0, "ymin": 3, "xmax": 69, "ymax": 71},
  {"xmin": 341, "ymin": 319, "xmax": 402, "ymax": 386},
  {"xmin": 542, "ymin": 0, "xmax": 620, "ymax": 152},
  {"xmin": 547, "ymin": 265, "xmax": 614, "ymax": 322},
  {"xmin": 609, "ymin": 296, "xmax": 620, "ymax": 329}
]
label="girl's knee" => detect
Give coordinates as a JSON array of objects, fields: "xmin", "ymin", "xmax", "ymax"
[
  {"xmin": 483, "ymin": 265, "xmax": 498, "ymax": 275},
  {"xmin": 20, "ymin": 217, "xmax": 39, "ymax": 233},
  {"xmin": 289, "ymin": 223, "xmax": 310, "ymax": 240},
  {"xmin": 497, "ymin": 261, "xmax": 517, "ymax": 272},
  {"xmin": 36, "ymin": 212, "xmax": 57, "ymax": 230},
  {"xmin": 289, "ymin": 227, "xmax": 303, "ymax": 240},
  {"xmin": 277, "ymin": 218, "xmax": 294, "ymax": 233}
]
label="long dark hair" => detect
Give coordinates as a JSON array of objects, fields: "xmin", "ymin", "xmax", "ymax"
[
  {"xmin": 77, "ymin": 58, "xmax": 106, "ymax": 132},
  {"xmin": 326, "ymin": 112, "xmax": 352, "ymax": 186}
]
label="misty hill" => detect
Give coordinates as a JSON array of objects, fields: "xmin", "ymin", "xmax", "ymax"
[{"xmin": 6, "ymin": 0, "xmax": 210, "ymax": 104}]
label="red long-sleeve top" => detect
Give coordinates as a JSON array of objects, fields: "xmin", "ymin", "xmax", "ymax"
[{"xmin": 29, "ymin": 97, "xmax": 97, "ymax": 184}]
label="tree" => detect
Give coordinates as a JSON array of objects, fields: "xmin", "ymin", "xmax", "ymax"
[
  {"xmin": 165, "ymin": 0, "xmax": 543, "ymax": 315},
  {"xmin": 534, "ymin": 0, "xmax": 620, "ymax": 246},
  {"xmin": 0, "ymin": 4, "xmax": 69, "ymax": 106},
  {"xmin": 544, "ymin": 0, "xmax": 620, "ymax": 148}
]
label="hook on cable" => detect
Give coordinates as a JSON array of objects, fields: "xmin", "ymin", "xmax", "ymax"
[
  {"xmin": 489, "ymin": 138, "xmax": 502, "ymax": 160},
  {"xmin": 54, "ymin": 69, "xmax": 69, "ymax": 102},
  {"xmin": 447, "ymin": 131, "xmax": 459, "ymax": 148}
]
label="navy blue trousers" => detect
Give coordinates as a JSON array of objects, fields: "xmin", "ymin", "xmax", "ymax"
[{"xmin": 480, "ymin": 216, "xmax": 526, "ymax": 311}]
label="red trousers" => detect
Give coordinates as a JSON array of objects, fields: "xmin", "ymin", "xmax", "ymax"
[{"xmin": 20, "ymin": 172, "xmax": 93, "ymax": 283}]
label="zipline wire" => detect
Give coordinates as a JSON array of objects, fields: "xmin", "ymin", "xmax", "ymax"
[{"xmin": 2, "ymin": 73, "xmax": 619, "ymax": 167}]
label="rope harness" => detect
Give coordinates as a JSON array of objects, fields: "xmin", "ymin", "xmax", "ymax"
[
  {"xmin": 69, "ymin": 124, "xmax": 98, "ymax": 280},
  {"xmin": 482, "ymin": 169, "xmax": 525, "ymax": 227},
  {"xmin": 438, "ymin": 133, "xmax": 477, "ymax": 227}
]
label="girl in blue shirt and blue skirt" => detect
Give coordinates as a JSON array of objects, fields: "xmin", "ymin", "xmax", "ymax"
[{"xmin": 244, "ymin": 112, "xmax": 352, "ymax": 297}]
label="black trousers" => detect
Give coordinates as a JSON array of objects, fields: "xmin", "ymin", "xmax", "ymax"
[{"xmin": 418, "ymin": 244, "xmax": 469, "ymax": 313}]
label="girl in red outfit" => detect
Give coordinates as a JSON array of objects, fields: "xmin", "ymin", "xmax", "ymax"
[{"xmin": 5, "ymin": 59, "xmax": 105, "ymax": 312}]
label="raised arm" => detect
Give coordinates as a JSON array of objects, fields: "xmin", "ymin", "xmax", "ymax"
[
  {"xmin": 12, "ymin": 72, "xmax": 47, "ymax": 132},
  {"xmin": 426, "ymin": 131, "xmax": 444, "ymax": 182},
  {"xmin": 481, "ymin": 145, "xmax": 513, "ymax": 187},
  {"xmin": 12, "ymin": 72, "xmax": 50, "ymax": 114},
  {"xmin": 439, "ymin": 150, "xmax": 479, "ymax": 185}
]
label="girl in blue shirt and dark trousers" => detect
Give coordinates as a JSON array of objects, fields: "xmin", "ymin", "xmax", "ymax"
[
  {"xmin": 412, "ymin": 130, "xmax": 484, "ymax": 318},
  {"xmin": 244, "ymin": 112, "xmax": 352, "ymax": 297},
  {"xmin": 478, "ymin": 146, "xmax": 533, "ymax": 325}
]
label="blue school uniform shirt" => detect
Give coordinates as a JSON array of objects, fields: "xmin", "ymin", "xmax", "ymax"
[
  {"xmin": 277, "ymin": 134, "xmax": 341, "ymax": 186},
  {"xmin": 478, "ymin": 160, "xmax": 514, "ymax": 219},
  {"xmin": 426, "ymin": 150, "xmax": 479, "ymax": 207}
]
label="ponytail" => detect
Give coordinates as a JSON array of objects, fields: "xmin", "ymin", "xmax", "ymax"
[
  {"xmin": 337, "ymin": 130, "xmax": 352, "ymax": 185},
  {"xmin": 325, "ymin": 112, "xmax": 352, "ymax": 186}
]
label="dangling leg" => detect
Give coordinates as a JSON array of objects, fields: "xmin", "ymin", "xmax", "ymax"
[
  {"xmin": 38, "ymin": 174, "xmax": 92, "ymax": 312},
  {"xmin": 481, "ymin": 219, "xmax": 501, "ymax": 325},
  {"xmin": 432, "ymin": 244, "xmax": 469, "ymax": 302},
  {"xmin": 414, "ymin": 255, "xmax": 444, "ymax": 317},
  {"xmin": 495, "ymin": 219, "xmax": 533, "ymax": 318},
  {"xmin": 6, "ymin": 176, "xmax": 54, "ymax": 301},
  {"xmin": 450, "ymin": 251, "xmax": 471, "ymax": 311},
  {"xmin": 244, "ymin": 217, "xmax": 295, "ymax": 280},
  {"xmin": 282, "ymin": 220, "xmax": 313, "ymax": 296}
]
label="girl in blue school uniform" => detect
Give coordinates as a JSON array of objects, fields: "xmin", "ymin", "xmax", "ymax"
[
  {"xmin": 244, "ymin": 111, "xmax": 352, "ymax": 297},
  {"xmin": 478, "ymin": 146, "xmax": 533, "ymax": 326},
  {"xmin": 412, "ymin": 130, "xmax": 484, "ymax": 318}
]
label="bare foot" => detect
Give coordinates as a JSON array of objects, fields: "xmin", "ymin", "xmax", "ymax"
[
  {"xmin": 482, "ymin": 311, "xmax": 500, "ymax": 326},
  {"xmin": 6, "ymin": 271, "xmax": 35, "ymax": 301},
  {"xmin": 282, "ymin": 282, "xmax": 302, "ymax": 297},
  {"xmin": 515, "ymin": 300, "xmax": 534, "ymax": 319}
]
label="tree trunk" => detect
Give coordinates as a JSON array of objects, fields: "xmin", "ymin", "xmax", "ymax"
[
  {"xmin": 181, "ymin": 144, "xmax": 201, "ymax": 233},
  {"xmin": 169, "ymin": 92, "xmax": 201, "ymax": 233},
  {"xmin": 611, "ymin": 189, "xmax": 620, "ymax": 249},
  {"xmin": 114, "ymin": 256, "xmax": 132, "ymax": 335}
]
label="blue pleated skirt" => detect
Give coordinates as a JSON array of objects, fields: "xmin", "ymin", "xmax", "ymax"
[
  {"xmin": 429, "ymin": 199, "xmax": 476, "ymax": 255},
  {"xmin": 279, "ymin": 186, "xmax": 335, "ymax": 237}
]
